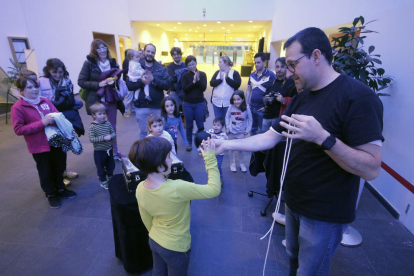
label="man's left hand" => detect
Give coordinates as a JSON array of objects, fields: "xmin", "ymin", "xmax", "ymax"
[{"xmin": 279, "ymin": 114, "xmax": 330, "ymax": 145}]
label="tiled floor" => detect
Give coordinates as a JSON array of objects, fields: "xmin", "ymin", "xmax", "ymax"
[{"xmin": 0, "ymin": 65, "xmax": 413, "ymax": 275}]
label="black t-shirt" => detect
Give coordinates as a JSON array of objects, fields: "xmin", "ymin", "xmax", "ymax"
[
  {"xmin": 167, "ymin": 62, "xmax": 187, "ymax": 91},
  {"xmin": 264, "ymin": 78, "xmax": 296, "ymax": 119},
  {"xmin": 272, "ymin": 74, "xmax": 384, "ymax": 223}
]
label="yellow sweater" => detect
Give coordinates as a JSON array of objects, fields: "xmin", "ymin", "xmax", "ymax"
[{"xmin": 136, "ymin": 150, "xmax": 221, "ymax": 252}]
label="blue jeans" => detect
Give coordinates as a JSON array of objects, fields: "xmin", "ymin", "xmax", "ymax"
[
  {"xmin": 135, "ymin": 108, "xmax": 161, "ymax": 140},
  {"xmin": 213, "ymin": 104, "xmax": 229, "ymax": 120},
  {"xmin": 182, "ymin": 101, "xmax": 205, "ymax": 144},
  {"xmin": 250, "ymin": 106, "xmax": 264, "ymax": 134},
  {"xmin": 149, "ymin": 238, "xmax": 191, "ymax": 276},
  {"xmin": 262, "ymin": 118, "xmax": 278, "ymax": 132},
  {"xmin": 285, "ymin": 204, "xmax": 347, "ymax": 276},
  {"xmin": 216, "ymin": 155, "xmax": 224, "ymax": 180},
  {"xmin": 123, "ymin": 90, "xmax": 135, "ymax": 114}
]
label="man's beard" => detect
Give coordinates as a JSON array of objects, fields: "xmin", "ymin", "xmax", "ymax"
[{"xmin": 145, "ymin": 55, "xmax": 154, "ymax": 62}]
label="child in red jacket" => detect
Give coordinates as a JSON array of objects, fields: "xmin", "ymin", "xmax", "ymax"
[{"xmin": 11, "ymin": 77, "xmax": 77, "ymax": 209}]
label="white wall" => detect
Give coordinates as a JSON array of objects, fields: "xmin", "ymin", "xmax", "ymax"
[
  {"xmin": 270, "ymin": 0, "xmax": 414, "ymax": 222},
  {"xmin": 131, "ymin": 22, "xmax": 176, "ymax": 63},
  {"xmin": 0, "ymin": 0, "xmax": 29, "ymax": 76},
  {"xmin": 128, "ymin": 0, "xmax": 275, "ymax": 21},
  {"xmin": 0, "ymin": 0, "xmax": 132, "ymax": 93}
]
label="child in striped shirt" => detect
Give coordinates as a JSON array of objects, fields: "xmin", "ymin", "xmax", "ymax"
[{"xmin": 89, "ymin": 103, "xmax": 116, "ymax": 189}]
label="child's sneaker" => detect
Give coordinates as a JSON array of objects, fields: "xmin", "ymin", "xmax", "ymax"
[
  {"xmin": 145, "ymin": 95, "xmax": 153, "ymax": 102},
  {"xmin": 63, "ymin": 170, "xmax": 78, "ymax": 179},
  {"xmin": 240, "ymin": 164, "xmax": 247, "ymax": 173},
  {"xmin": 101, "ymin": 181, "xmax": 109, "ymax": 189},
  {"xmin": 230, "ymin": 163, "xmax": 237, "ymax": 173},
  {"xmin": 57, "ymin": 188, "xmax": 77, "ymax": 199},
  {"xmin": 114, "ymin": 151, "xmax": 123, "ymax": 161},
  {"xmin": 46, "ymin": 194, "xmax": 61, "ymax": 209},
  {"xmin": 123, "ymin": 113, "xmax": 130, "ymax": 118},
  {"xmin": 63, "ymin": 179, "xmax": 71, "ymax": 187}
]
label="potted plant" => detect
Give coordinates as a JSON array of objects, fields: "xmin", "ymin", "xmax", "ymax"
[
  {"xmin": 331, "ymin": 16, "xmax": 393, "ymax": 96},
  {"xmin": 1, "ymin": 58, "xmax": 25, "ymax": 97}
]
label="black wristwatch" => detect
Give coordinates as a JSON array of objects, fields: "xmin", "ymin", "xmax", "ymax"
[{"xmin": 320, "ymin": 134, "xmax": 336, "ymax": 151}]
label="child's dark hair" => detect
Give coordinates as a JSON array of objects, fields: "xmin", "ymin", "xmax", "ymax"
[
  {"xmin": 19, "ymin": 70, "xmax": 37, "ymax": 79},
  {"xmin": 230, "ymin": 90, "xmax": 247, "ymax": 112},
  {"xmin": 89, "ymin": 103, "xmax": 106, "ymax": 115},
  {"xmin": 213, "ymin": 116, "xmax": 225, "ymax": 127},
  {"xmin": 147, "ymin": 113, "xmax": 164, "ymax": 131},
  {"xmin": 15, "ymin": 77, "xmax": 39, "ymax": 90},
  {"xmin": 128, "ymin": 136, "xmax": 172, "ymax": 175},
  {"xmin": 160, "ymin": 96, "xmax": 180, "ymax": 119}
]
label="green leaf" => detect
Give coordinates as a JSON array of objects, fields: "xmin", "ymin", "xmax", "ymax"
[
  {"xmin": 372, "ymin": 58, "xmax": 382, "ymax": 64},
  {"xmin": 345, "ymin": 42, "xmax": 353, "ymax": 47},
  {"xmin": 353, "ymin": 17, "xmax": 360, "ymax": 26},
  {"xmin": 355, "ymin": 36, "xmax": 364, "ymax": 45},
  {"xmin": 377, "ymin": 68, "xmax": 385, "ymax": 75},
  {"xmin": 368, "ymin": 46, "xmax": 375, "ymax": 54},
  {"xmin": 361, "ymin": 16, "xmax": 365, "ymax": 25}
]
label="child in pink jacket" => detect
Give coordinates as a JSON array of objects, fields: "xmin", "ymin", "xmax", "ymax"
[{"xmin": 11, "ymin": 77, "xmax": 77, "ymax": 209}]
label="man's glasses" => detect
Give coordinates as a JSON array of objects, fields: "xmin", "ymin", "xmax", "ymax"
[
  {"xmin": 96, "ymin": 47, "xmax": 107, "ymax": 53},
  {"xmin": 286, "ymin": 51, "xmax": 313, "ymax": 73}
]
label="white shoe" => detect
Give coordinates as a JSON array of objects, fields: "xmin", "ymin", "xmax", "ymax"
[
  {"xmin": 63, "ymin": 179, "xmax": 71, "ymax": 187},
  {"xmin": 63, "ymin": 170, "xmax": 78, "ymax": 179},
  {"xmin": 230, "ymin": 163, "xmax": 237, "ymax": 173},
  {"xmin": 272, "ymin": 212, "xmax": 286, "ymax": 226},
  {"xmin": 282, "ymin": 239, "xmax": 286, "ymax": 248},
  {"xmin": 240, "ymin": 164, "xmax": 247, "ymax": 173}
]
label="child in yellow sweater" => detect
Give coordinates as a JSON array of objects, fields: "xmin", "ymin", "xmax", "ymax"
[{"xmin": 128, "ymin": 136, "xmax": 220, "ymax": 275}]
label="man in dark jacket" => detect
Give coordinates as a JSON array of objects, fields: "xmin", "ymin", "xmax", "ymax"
[
  {"xmin": 126, "ymin": 43, "xmax": 171, "ymax": 139},
  {"xmin": 167, "ymin": 47, "xmax": 187, "ymax": 105}
]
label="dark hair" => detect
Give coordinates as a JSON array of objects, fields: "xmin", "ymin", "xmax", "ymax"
[
  {"xmin": 161, "ymin": 96, "xmax": 180, "ymax": 119},
  {"xmin": 283, "ymin": 27, "xmax": 333, "ymax": 65},
  {"xmin": 42, "ymin": 58, "xmax": 69, "ymax": 79},
  {"xmin": 275, "ymin": 57, "xmax": 286, "ymax": 66},
  {"xmin": 185, "ymin": 55, "xmax": 197, "ymax": 66},
  {"xmin": 230, "ymin": 90, "xmax": 247, "ymax": 112},
  {"xmin": 15, "ymin": 77, "xmax": 38, "ymax": 90},
  {"xmin": 170, "ymin": 47, "xmax": 182, "ymax": 56},
  {"xmin": 213, "ymin": 116, "xmax": 225, "ymax": 127},
  {"xmin": 89, "ymin": 103, "xmax": 106, "ymax": 115},
  {"xmin": 144, "ymin": 43, "xmax": 156, "ymax": 53},
  {"xmin": 254, "ymin": 52, "xmax": 266, "ymax": 62},
  {"xmin": 90, "ymin": 39, "xmax": 113, "ymax": 61},
  {"xmin": 19, "ymin": 70, "xmax": 37, "ymax": 78},
  {"xmin": 124, "ymin": 49, "xmax": 132, "ymax": 58},
  {"xmin": 128, "ymin": 136, "xmax": 172, "ymax": 175},
  {"xmin": 147, "ymin": 113, "xmax": 164, "ymax": 131}
]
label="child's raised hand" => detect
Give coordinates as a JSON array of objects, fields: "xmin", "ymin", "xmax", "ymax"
[
  {"xmin": 104, "ymin": 135, "xmax": 112, "ymax": 141},
  {"xmin": 198, "ymin": 137, "xmax": 215, "ymax": 155}
]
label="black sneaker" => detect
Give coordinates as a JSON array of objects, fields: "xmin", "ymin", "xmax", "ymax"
[
  {"xmin": 57, "ymin": 188, "xmax": 77, "ymax": 199},
  {"xmin": 47, "ymin": 194, "xmax": 61, "ymax": 209}
]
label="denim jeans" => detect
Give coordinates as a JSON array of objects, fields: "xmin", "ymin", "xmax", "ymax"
[
  {"xmin": 123, "ymin": 90, "xmax": 135, "ymax": 114},
  {"xmin": 182, "ymin": 101, "xmax": 205, "ymax": 144},
  {"xmin": 213, "ymin": 104, "xmax": 229, "ymax": 120},
  {"xmin": 250, "ymin": 106, "xmax": 264, "ymax": 134},
  {"xmin": 149, "ymin": 238, "xmax": 191, "ymax": 276},
  {"xmin": 135, "ymin": 108, "xmax": 161, "ymax": 140},
  {"xmin": 285, "ymin": 204, "xmax": 347, "ymax": 276},
  {"xmin": 262, "ymin": 118, "xmax": 278, "ymax": 132},
  {"xmin": 216, "ymin": 155, "xmax": 224, "ymax": 180}
]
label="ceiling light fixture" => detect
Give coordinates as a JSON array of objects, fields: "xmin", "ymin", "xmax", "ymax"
[
  {"xmin": 203, "ymin": 24, "xmax": 207, "ymax": 26},
  {"xmin": 195, "ymin": 31, "xmax": 198, "ymax": 32},
  {"xmin": 230, "ymin": 24, "xmax": 234, "ymax": 26},
  {"xmin": 178, "ymin": 22, "xmax": 181, "ymax": 24},
  {"xmin": 189, "ymin": 29, "xmax": 192, "ymax": 31},
  {"xmin": 217, "ymin": 21, "xmax": 221, "ymax": 23},
  {"xmin": 156, "ymin": 24, "xmax": 160, "ymax": 26},
  {"xmin": 210, "ymin": 30, "xmax": 213, "ymax": 32},
  {"xmin": 222, "ymin": 27, "xmax": 225, "ymax": 29},
  {"xmin": 253, "ymin": 26, "xmax": 256, "ymax": 28},
  {"xmin": 185, "ymin": 34, "xmax": 188, "ymax": 35},
  {"xmin": 249, "ymin": 21, "xmax": 253, "ymax": 23},
  {"xmin": 197, "ymin": 27, "xmax": 200, "ymax": 29}
]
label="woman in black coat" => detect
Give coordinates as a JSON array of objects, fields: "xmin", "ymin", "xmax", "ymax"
[{"xmin": 78, "ymin": 39, "xmax": 124, "ymax": 160}]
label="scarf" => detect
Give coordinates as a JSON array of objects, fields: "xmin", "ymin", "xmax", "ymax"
[
  {"xmin": 98, "ymin": 59, "xmax": 111, "ymax": 72},
  {"xmin": 21, "ymin": 95, "xmax": 41, "ymax": 105}
]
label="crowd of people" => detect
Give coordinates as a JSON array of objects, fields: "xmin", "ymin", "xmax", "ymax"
[{"xmin": 10, "ymin": 26, "xmax": 384, "ymax": 276}]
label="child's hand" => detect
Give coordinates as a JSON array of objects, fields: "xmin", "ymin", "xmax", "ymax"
[
  {"xmin": 211, "ymin": 134, "xmax": 217, "ymax": 139},
  {"xmin": 198, "ymin": 137, "xmax": 215, "ymax": 155},
  {"xmin": 104, "ymin": 135, "xmax": 112, "ymax": 141},
  {"xmin": 42, "ymin": 115, "xmax": 55, "ymax": 126},
  {"xmin": 99, "ymin": 80, "xmax": 107, "ymax": 87}
]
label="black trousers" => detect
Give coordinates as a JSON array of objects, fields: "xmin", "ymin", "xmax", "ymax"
[
  {"xmin": 94, "ymin": 149, "xmax": 115, "ymax": 182},
  {"xmin": 32, "ymin": 147, "xmax": 66, "ymax": 196}
]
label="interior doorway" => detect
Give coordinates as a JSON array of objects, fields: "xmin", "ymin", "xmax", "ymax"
[
  {"xmin": 118, "ymin": 36, "xmax": 132, "ymax": 67},
  {"xmin": 92, "ymin": 32, "xmax": 118, "ymax": 63}
]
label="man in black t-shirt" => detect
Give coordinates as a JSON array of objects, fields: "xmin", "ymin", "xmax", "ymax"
[
  {"xmin": 261, "ymin": 57, "xmax": 297, "ymax": 132},
  {"xmin": 167, "ymin": 47, "xmax": 188, "ymax": 105},
  {"xmin": 215, "ymin": 27, "xmax": 383, "ymax": 275}
]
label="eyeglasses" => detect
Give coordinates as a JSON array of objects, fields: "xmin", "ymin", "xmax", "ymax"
[
  {"xmin": 96, "ymin": 47, "xmax": 107, "ymax": 53},
  {"xmin": 286, "ymin": 51, "xmax": 313, "ymax": 73}
]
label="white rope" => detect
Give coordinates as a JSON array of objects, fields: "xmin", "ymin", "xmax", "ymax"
[{"xmin": 261, "ymin": 126, "xmax": 294, "ymax": 276}]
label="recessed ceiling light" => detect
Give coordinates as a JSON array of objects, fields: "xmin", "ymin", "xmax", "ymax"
[
  {"xmin": 222, "ymin": 27, "xmax": 225, "ymax": 29},
  {"xmin": 249, "ymin": 21, "xmax": 253, "ymax": 23},
  {"xmin": 230, "ymin": 37, "xmax": 233, "ymax": 39},
  {"xmin": 195, "ymin": 31, "xmax": 198, "ymax": 32},
  {"xmin": 185, "ymin": 34, "xmax": 188, "ymax": 35},
  {"xmin": 156, "ymin": 24, "xmax": 160, "ymax": 26},
  {"xmin": 248, "ymin": 35, "xmax": 251, "ymax": 37},
  {"xmin": 197, "ymin": 27, "xmax": 200, "ymax": 29},
  {"xmin": 185, "ymin": 38, "xmax": 187, "ymax": 39},
  {"xmin": 203, "ymin": 24, "xmax": 207, "ymax": 26},
  {"xmin": 196, "ymin": 44, "xmax": 198, "ymax": 46},
  {"xmin": 189, "ymin": 29, "xmax": 192, "ymax": 31},
  {"xmin": 230, "ymin": 24, "xmax": 234, "ymax": 26},
  {"xmin": 199, "ymin": 35, "xmax": 202, "ymax": 37},
  {"xmin": 174, "ymin": 27, "xmax": 177, "ymax": 29},
  {"xmin": 210, "ymin": 30, "xmax": 213, "ymax": 32},
  {"xmin": 223, "ymin": 34, "xmax": 225, "ymax": 36},
  {"xmin": 217, "ymin": 21, "xmax": 221, "ymax": 23},
  {"xmin": 210, "ymin": 43, "xmax": 212, "ymax": 45},
  {"xmin": 177, "ymin": 22, "xmax": 181, "ymax": 24},
  {"xmin": 253, "ymin": 26, "xmax": 256, "ymax": 28},
  {"xmin": 249, "ymin": 29, "xmax": 251, "ymax": 31}
]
